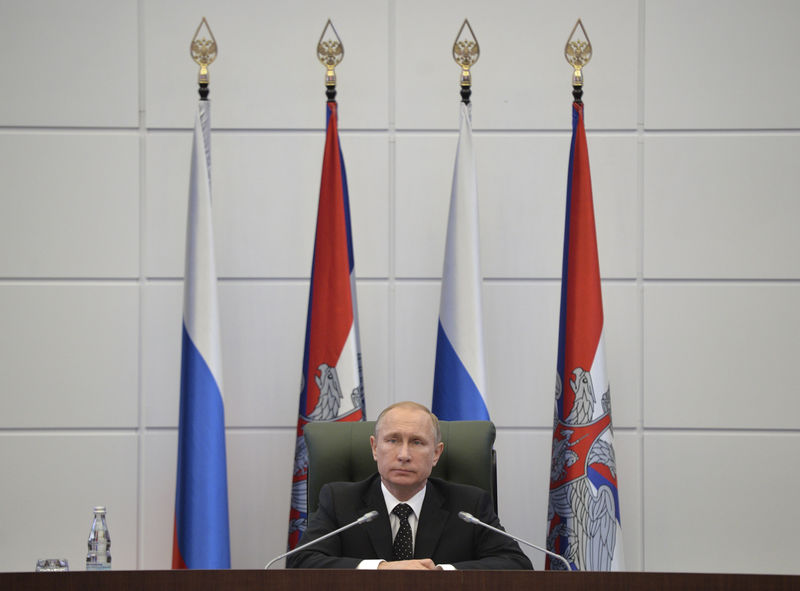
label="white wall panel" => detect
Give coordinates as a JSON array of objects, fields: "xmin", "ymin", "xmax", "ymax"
[
  {"xmin": 644, "ymin": 135, "xmax": 800, "ymax": 279},
  {"xmin": 645, "ymin": 0, "xmax": 800, "ymax": 129},
  {"xmin": 144, "ymin": 132, "xmax": 191, "ymax": 278},
  {"xmin": 143, "ymin": 281, "xmax": 305, "ymax": 428},
  {"xmin": 227, "ymin": 431, "xmax": 296, "ymax": 568},
  {"xmin": 146, "ymin": 131, "xmax": 319, "ymax": 278},
  {"xmin": 340, "ymin": 133, "xmax": 391, "ymax": 279},
  {"xmin": 219, "ymin": 282, "xmax": 308, "ymax": 428},
  {"xmin": 355, "ymin": 282, "xmax": 392, "ymax": 420},
  {"xmin": 585, "ymin": 136, "xmax": 640, "ymax": 279},
  {"xmin": 141, "ymin": 431, "xmax": 177, "ymax": 569},
  {"xmin": 494, "ymin": 428, "xmax": 640, "ymax": 570},
  {"xmin": 141, "ymin": 282, "xmax": 182, "ymax": 428},
  {"xmin": 601, "ymin": 283, "xmax": 642, "ymax": 429},
  {"xmin": 395, "ymin": 0, "xmax": 638, "ymax": 130},
  {"xmin": 395, "ymin": 134, "xmax": 454, "ymax": 278},
  {"xmin": 220, "ymin": 281, "xmax": 389, "ymax": 428},
  {"xmin": 213, "ymin": 131, "xmax": 359, "ymax": 278},
  {"xmin": 393, "ymin": 281, "xmax": 439, "ymax": 407},
  {"xmin": 479, "ymin": 134, "xmax": 638, "ymax": 279},
  {"xmin": 477, "ymin": 135, "xmax": 569, "ymax": 278},
  {"xmin": 143, "ymin": 280, "xmax": 387, "ymax": 428},
  {"xmin": 0, "ymin": 433, "xmax": 138, "ymax": 571},
  {"xmin": 614, "ymin": 430, "xmax": 642, "ymax": 571},
  {"xmin": 0, "ymin": 284, "xmax": 139, "ymax": 429},
  {"xmin": 142, "ymin": 430, "xmax": 297, "ymax": 569},
  {"xmin": 644, "ymin": 432, "xmax": 800, "ymax": 574},
  {"xmin": 484, "ymin": 282, "xmax": 560, "ymax": 428},
  {"xmin": 393, "ymin": 282, "xmax": 638, "ymax": 429},
  {"xmin": 143, "ymin": 0, "xmax": 389, "ymax": 129},
  {"xmin": 3, "ymin": 0, "xmax": 800, "ymax": 576},
  {"xmin": 396, "ymin": 132, "xmax": 637, "ymax": 280},
  {"xmin": 493, "ymin": 429, "xmax": 553, "ymax": 569},
  {"xmin": 0, "ymin": 1, "xmax": 139, "ymax": 127},
  {"xmin": 0, "ymin": 133, "xmax": 139, "ymax": 278},
  {"xmin": 145, "ymin": 131, "xmax": 388, "ymax": 279},
  {"xmin": 644, "ymin": 284, "xmax": 800, "ymax": 429}
]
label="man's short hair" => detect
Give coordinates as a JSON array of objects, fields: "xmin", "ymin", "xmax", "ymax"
[{"xmin": 374, "ymin": 401, "xmax": 442, "ymax": 444}]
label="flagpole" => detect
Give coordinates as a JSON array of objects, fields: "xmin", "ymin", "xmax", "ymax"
[
  {"xmin": 287, "ymin": 20, "xmax": 366, "ymax": 553},
  {"xmin": 546, "ymin": 20, "xmax": 625, "ymax": 571},
  {"xmin": 173, "ymin": 18, "xmax": 230, "ymax": 570},
  {"xmin": 432, "ymin": 20, "xmax": 490, "ymax": 423},
  {"xmin": 317, "ymin": 20, "xmax": 366, "ymax": 416}
]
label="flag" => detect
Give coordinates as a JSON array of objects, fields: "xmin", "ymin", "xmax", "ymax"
[
  {"xmin": 288, "ymin": 101, "xmax": 365, "ymax": 550},
  {"xmin": 432, "ymin": 101, "xmax": 490, "ymax": 421},
  {"xmin": 546, "ymin": 101, "xmax": 624, "ymax": 570},
  {"xmin": 172, "ymin": 99, "xmax": 231, "ymax": 569}
]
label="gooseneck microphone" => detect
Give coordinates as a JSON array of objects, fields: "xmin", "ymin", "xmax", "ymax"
[
  {"xmin": 458, "ymin": 511, "xmax": 573, "ymax": 571},
  {"xmin": 264, "ymin": 510, "xmax": 379, "ymax": 569}
]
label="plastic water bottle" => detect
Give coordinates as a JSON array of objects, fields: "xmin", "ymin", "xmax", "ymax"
[{"xmin": 86, "ymin": 506, "xmax": 111, "ymax": 570}]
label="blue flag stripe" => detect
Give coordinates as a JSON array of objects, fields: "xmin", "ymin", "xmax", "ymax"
[
  {"xmin": 175, "ymin": 325, "xmax": 231, "ymax": 568},
  {"xmin": 432, "ymin": 322, "xmax": 490, "ymax": 421}
]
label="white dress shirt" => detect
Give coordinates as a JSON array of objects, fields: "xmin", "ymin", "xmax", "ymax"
[{"xmin": 357, "ymin": 482, "xmax": 455, "ymax": 570}]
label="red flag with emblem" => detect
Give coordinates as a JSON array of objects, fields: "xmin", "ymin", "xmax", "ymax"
[
  {"xmin": 287, "ymin": 101, "xmax": 365, "ymax": 550},
  {"xmin": 546, "ymin": 101, "xmax": 624, "ymax": 571}
]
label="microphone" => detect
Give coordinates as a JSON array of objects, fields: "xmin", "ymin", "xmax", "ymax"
[
  {"xmin": 264, "ymin": 510, "xmax": 379, "ymax": 569},
  {"xmin": 458, "ymin": 511, "xmax": 573, "ymax": 571}
]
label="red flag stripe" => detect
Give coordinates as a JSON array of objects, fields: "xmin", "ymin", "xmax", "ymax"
[
  {"xmin": 305, "ymin": 103, "xmax": 354, "ymax": 414},
  {"xmin": 562, "ymin": 102, "xmax": 603, "ymax": 382}
]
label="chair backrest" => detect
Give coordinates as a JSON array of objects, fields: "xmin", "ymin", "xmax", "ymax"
[{"xmin": 304, "ymin": 420, "xmax": 497, "ymax": 514}]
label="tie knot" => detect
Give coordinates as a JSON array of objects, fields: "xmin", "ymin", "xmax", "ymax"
[{"xmin": 392, "ymin": 503, "xmax": 412, "ymax": 520}]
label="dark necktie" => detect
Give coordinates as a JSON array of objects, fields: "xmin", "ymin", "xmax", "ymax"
[{"xmin": 391, "ymin": 503, "xmax": 413, "ymax": 561}]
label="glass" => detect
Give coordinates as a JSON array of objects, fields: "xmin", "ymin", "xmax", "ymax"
[{"xmin": 36, "ymin": 558, "xmax": 69, "ymax": 572}]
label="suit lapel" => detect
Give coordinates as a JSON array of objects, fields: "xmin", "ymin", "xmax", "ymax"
[
  {"xmin": 361, "ymin": 476, "xmax": 393, "ymax": 560},
  {"xmin": 414, "ymin": 480, "xmax": 448, "ymax": 559}
]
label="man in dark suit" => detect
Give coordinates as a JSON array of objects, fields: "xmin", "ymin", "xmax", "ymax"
[{"xmin": 287, "ymin": 401, "xmax": 533, "ymax": 570}]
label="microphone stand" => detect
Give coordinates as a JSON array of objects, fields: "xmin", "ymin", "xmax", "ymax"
[
  {"xmin": 264, "ymin": 510, "xmax": 379, "ymax": 569},
  {"xmin": 458, "ymin": 511, "xmax": 573, "ymax": 571}
]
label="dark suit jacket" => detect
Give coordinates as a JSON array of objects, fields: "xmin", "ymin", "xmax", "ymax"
[{"xmin": 286, "ymin": 473, "xmax": 533, "ymax": 570}]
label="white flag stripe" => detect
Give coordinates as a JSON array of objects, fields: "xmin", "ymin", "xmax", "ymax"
[
  {"xmin": 333, "ymin": 324, "xmax": 361, "ymax": 416},
  {"xmin": 589, "ymin": 329, "xmax": 609, "ymax": 422},
  {"xmin": 183, "ymin": 100, "xmax": 223, "ymax": 390},
  {"xmin": 438, "ymin": 102, "xmax": 488, "ymax": 400},
  {"xmin": 591, "ymin": 330, "xmax": 623, "ymax": 570}
]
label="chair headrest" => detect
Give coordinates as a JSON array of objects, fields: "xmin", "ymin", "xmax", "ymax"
[{"xmin": 303, "ymin": 420, "xmax": 496, "ymax": 514}]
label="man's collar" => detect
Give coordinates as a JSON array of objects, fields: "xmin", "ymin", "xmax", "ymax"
[{"xmin": 380, "ymin": 481, "xmax": 426, "ymax": 517}]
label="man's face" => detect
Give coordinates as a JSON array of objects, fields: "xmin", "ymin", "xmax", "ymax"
[{"xmin": 370, "ymin": 406, "xmax": 444, "ymax": 501}]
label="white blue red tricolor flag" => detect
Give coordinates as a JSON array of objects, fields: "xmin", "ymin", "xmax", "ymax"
[
  {"xmin": 546, "ymin": 101, "xmax": 624, "ymax": 571},
  {"xmin": 172, "ymin": 99, "xmax": 231, "ymax": 569},
  {"xmin": 431, "ymin": 102, "xmax": 490, "ymax": 421},
  {"xmin": 288, "ymin": 101, "xmax": 365, "ymax": 550}
]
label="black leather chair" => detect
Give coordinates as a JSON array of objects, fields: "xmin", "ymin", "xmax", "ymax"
[{"xmin": 304, "ymin": 420, "xmax": 497, "ymax": 514}]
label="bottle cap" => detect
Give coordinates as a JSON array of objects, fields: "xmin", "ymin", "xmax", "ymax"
[{"xmin": 93, "ymin": 506, "xmax": 106, "ymax": 514}]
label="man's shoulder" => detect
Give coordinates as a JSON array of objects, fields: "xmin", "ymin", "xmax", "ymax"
[
  {"xmin": 427, "ymin": 476, "xmax": 489, "ymax": 500},
  {"xmin": 322, "ymin": 473, "xmax": 380, "ymax": 495}
]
